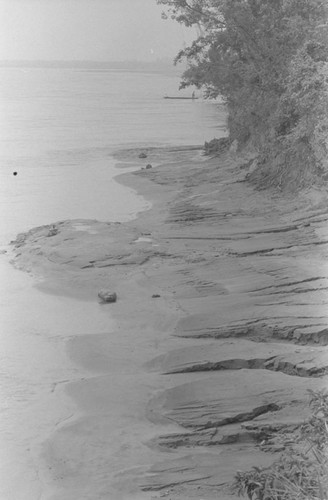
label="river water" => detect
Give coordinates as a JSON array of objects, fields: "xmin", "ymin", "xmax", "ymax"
[
  {"xmin": 0, "ymin": 67, "xmax": 225, "ymax": 242},
  {"xmin": 0, "ymin": 66, "xmax": 226, "ymax": 499}
]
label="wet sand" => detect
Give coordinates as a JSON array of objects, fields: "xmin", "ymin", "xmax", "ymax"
[
  {"xmin": 8, "ymin": 146, "xmax": 328, "ymax": 499},
  {"xmin": 0, "ymin": 257, "xmax": 99, "ymax": 500}
]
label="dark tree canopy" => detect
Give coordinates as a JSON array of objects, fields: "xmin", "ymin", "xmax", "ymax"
[{"xmin": 158, "ymin": 0, "xmax": 328, "ymax": 189}]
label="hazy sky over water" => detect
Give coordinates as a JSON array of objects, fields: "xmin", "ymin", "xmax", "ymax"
[{"xmin": 0, "ymin": 0, "xmax": 192, "ymax": 61}]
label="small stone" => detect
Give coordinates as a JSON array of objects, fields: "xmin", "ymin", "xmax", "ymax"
[
  {"xmin": 146, "ymin": 164, "xmax": 152, "ymax": 169},
  {"xmin": 138, "ymin": 152, "xmax": 147, "ymax": 159},
  {"xmin": 47, "ymin": 226, "xmax": 59, "ymax": 237},
  {"xmin": 98, "ymin": 290, "xmax": 117, "ymax": 303}
]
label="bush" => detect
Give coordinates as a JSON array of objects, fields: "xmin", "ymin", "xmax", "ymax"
[
  {"xmin": 232, "ymin": 390, "xmax": 328, "ymax": 500},
  {"xmin": 250, "ymin": 47, "xmax": 328, "ymax": 190},
  {"xmin": 203, "ymin": 137, "xmax": 231, "ymax": 155}
]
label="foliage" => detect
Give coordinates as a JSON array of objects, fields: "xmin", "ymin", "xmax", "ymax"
[
  {"xmin": 157, "ymin": 0, "xmax": 328, "ymax": 189},
  {"xmin": 203, "ymin": 137, "xmax": 231, "ymax": 155},
  {"xmin": 232, "ymin": 390, "xmax": 328, "ymax": 500},
  {"xmin": 301, "ymin": 389, "xmax": 328, "ymax": 451}
]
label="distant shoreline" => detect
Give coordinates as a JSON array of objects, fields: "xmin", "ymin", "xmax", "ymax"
[{"xmin": 0, "ymin": 59, "xmax": 183, "ymax": 76}]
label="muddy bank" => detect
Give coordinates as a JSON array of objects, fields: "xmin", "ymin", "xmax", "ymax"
[{"xmin": 10, "ymin": 146, "xmax": 328, "ymax": 499}]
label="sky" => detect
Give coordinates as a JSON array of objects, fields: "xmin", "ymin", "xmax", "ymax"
[{"xmin": 0, "ymin": 0, "xmax": 193, "ymax": 62}]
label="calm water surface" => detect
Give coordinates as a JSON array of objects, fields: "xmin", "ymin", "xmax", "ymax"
[
  {"xmin": 0, "ymin": 67, "xmax": 226, "ymax": 241},
  {"xmin": 0, "ymin": 67, "xmax": 226, "ymax": 499}
]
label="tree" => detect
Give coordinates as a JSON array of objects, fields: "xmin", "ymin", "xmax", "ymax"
[{"xmin": 158, "ymin": 0, "xmax": 328, "ymax": 189}]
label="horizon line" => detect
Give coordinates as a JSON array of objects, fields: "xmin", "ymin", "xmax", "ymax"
[{"xmin": 0, "ymin": 58, "xmax": 178, "ymax": 64}]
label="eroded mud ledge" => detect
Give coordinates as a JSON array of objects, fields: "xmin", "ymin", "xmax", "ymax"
[{"xmin": 10, "ymin": 146, "xmax": 328, "ymax": 499}]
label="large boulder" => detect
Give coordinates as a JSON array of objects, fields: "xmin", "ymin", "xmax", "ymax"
[{"xmin": 98, "ymin": 290, "xmax": 117, "ymax": 303}]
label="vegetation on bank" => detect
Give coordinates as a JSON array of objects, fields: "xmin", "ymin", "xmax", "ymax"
[
  {"xmin": 232, "ymin": 390, "xmax": 328, "ymax": 500},
  {"xmin": 157, "ymin": 0, "xmax": 328, "ymax": 189}
]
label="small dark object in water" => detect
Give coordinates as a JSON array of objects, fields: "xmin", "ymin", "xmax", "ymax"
[
  {"xmin": 146, "ymin": 164, "xmax": 152, "ymax": 169},
  {"xmin": 139, "ymin": 152, "xmax": 147, "ymax": 159},
  {"xmin": 13, "ymin": 172, "xmax": 17, "ymax": 176},
  {"xmin": 152, "ymin": 294, "xmax": 161, "ymax": 298}
]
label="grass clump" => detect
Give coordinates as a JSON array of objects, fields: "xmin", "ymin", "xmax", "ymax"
[{"xmin": 232, "ymin": 390, "xmax": 328, "ymax": 500}]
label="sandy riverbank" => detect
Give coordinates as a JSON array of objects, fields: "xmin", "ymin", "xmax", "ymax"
[{"xmin": 10, "ymin": 145, "xmax": 328, "ymax": 499}]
